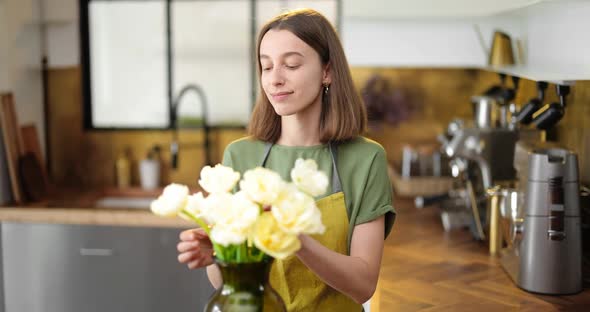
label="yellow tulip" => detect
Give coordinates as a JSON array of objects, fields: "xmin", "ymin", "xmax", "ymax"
[{"xmin": 251, "ymin": 213, "xmax": 300, "ymax": 260}]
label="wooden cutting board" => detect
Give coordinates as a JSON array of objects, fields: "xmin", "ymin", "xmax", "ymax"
[
  {"xmin": 20, "ymin": 125, "xmax": 43, "ymax": 167},
  {"xmin": 0, "ymin": 93, "xmax": 24, "ymax": 204},
  {"xmin": 20, "ymin": 124, "xmax": 50, "ymax": 201},
  {"xmin": 21, "ymin": 124, "xmax": 49, "ymax": 186},
  {"xmin": 18, "ymin": 152, "xmax": 47, "ymax": 202}
]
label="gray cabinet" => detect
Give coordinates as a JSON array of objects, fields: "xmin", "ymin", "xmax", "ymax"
[{"xmin": 0, "ymin": 223, "xmax": 213, "ymax": 312}]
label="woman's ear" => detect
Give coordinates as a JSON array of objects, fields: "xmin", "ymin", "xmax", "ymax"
[{"xmin": 322, "ymin": 63, "xmax": 332, "ymax": 85}]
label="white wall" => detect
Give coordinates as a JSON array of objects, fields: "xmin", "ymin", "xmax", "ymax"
[
  {"xmin": 0, "ymin": 1, "xmax": 13, "ymax": 204},
  {"xmin": 524, "ymin": 0, "xmax": 590, "ymax": 77},
  {"xmin": 0, "ymin": 0, "xmax": 44, "ymax": 149},
  {"xmin": 0, "ymin": 3, "xmax": 8, "ymax": 89},
  {"xmin": 341, "ymin": 0, "xmax": 590, "ymax": 81},
  {"xmin": 44, "ymin": 0, "xmax": 79, "ymax": 67},
  {"xmin": 342, "ymin": 0, "xmax": 543, "ymax": 19},
  {"xmin": 342, "ymin": 16, "xmax": 524, "ymax": 67},
  {"xmin": 0, "ymin": 0, "xmax": 44, "ymax": 204},
  {"xmin": 340, "ymin": 0, "xmax": 528, "ymax": 67}
]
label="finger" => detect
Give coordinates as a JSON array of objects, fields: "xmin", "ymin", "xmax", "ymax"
[
  {"xmin": 177, "ymin": 247, "xmax": 213, "ymax": 264},
  {"xmin": 177, "ymin": 241, "xmax": 200, "ymax": 253},
  {"xmin": 177, "ymin": 241, "xmax": 213, "ymax": 254},
  {"xmin": 187, "ymin": 259, "xmax": 202, "ymax": 270},
  {"xmin": 179, "ymin": 229, "xmax": 199, "ymax": 241},
  {"xmin": 177, "ymin": 238, "xmax": 212, "ymax": 253},
  {"xmin": 179, "ymin": 228, "xmax": 209, "ymax": 241},
  {"xmin": 193, "ymin": 228, "xmax": 209, "ymax": 238},
  {"xmin": 187, "ymin": 255, "xmax": 213, "ymax": 269},
  {"xmin": 178, "ymin": 251, "xmax": 200, "ymax": 264}
]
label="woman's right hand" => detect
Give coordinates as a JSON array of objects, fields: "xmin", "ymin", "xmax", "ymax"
[{"xmin": 177, "ymin": 228, "xmax": 214, "ymax": 269}]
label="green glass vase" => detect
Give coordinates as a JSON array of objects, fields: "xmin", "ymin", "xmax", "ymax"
[{"xmin": 204, "ymin": 259, "xmax": 286, "ymax": 312}]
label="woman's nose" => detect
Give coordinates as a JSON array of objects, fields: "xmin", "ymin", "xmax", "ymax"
[{"xmin": 269, "ymin": 68, "xmax": 285, "ymax": 86}]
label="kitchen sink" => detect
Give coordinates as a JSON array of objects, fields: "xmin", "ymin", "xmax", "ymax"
[{"xmin": 94, "ymin": 196, "xmax": 156, "ymax": 209}]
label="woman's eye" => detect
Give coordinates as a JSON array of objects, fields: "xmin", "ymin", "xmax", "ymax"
[
  {"xmin": 262, "ymin": 67, "xmax": 272, "ymax": 71},
  {"xmin": 286, "ymin": 65, "xmax": 300, "ymax": 69}
]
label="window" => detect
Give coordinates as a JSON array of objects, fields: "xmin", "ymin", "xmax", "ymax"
[{"xmin": 80, "ymin": 0, "xmax": 338, "ymax": 130}]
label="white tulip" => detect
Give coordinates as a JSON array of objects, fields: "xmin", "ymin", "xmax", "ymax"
[
  {"xmin": 198, "ymin": 164, "xmax": 240, "ymax": 194},
  {"xmin": 272, "ymin": 184, "xmax": 326, "ymax": 235},
  {"xmin": 239, "ymin": 167, "xmax": 286, "ymax": 206},
  {"xmin": 306, "ymin": 208, "xmax": 326, "ymax": 235},
  {"xmin": 180, "ymin": 192, "xmax": 213, "ymax": 224},
  {"xmin": 200, "ymin": 192, "xmax": 234, "ymax": 225},
  {"xmin": 204, "ymin": 191, "xmax": 260, "ymax": 246},
  {"xmin": 290, "ymin": 158, "xmax": 329, "ymax": 197},
  {"xmin": 150, "ymin": 183, "xmax": 189, "ymax": 217}
]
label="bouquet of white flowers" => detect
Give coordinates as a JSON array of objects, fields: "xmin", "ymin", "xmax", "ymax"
[{"xmin": 150, "ymin": 159, "xmax": 328, "ymax": 262}]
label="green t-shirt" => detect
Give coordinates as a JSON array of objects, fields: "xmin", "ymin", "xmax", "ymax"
[{"xmin": 222, "ymin": 136, "xmax": 396, "ymax": 251}]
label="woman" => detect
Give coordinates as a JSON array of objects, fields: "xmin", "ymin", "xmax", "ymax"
[{"xmin": 177, "ymin": 8, "xmax": 395, "ymax": 311}]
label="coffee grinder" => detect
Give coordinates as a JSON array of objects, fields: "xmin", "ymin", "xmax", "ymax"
[{"xmin": 518, "ymin": 148, "xmax": 582, "ymax": 294}]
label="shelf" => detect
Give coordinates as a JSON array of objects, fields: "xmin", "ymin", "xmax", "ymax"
[
  {"xmin": 343, "ymin": 0, "xmax": 542, "ymax": 19},
  {"xmin": 482, "ymin": 65, "xmax": 586, "ymax": 85}
]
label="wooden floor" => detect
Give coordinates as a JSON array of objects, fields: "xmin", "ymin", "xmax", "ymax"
[{"xmin": 373, "ymin": 198, "xmax": 590, "ymax": 311}]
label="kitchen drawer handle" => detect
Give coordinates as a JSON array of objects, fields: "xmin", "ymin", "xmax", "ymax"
[{"xmin": 80, "ymin": 248, "xmax": 114, "ymax": 256}]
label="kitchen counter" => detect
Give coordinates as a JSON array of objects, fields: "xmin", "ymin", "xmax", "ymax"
[
  {"xmin": 0, "ymin": 187, "xmax": 212, "ymax": 311},
  {"xmin": 0, "ymin": 207, "xmax": 194, "ymax": 228},
  {"xmin": 0, "ymin": 187, "xmax": 196, "ymax": 228}
]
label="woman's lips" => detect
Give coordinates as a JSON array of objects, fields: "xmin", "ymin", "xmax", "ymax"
[{"xmin": 271, "ymin": 91, "xmax": 293, "ymax": 101}]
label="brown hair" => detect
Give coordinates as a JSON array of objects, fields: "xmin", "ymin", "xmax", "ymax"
[{"xmin": 247, "ymin": 8, "xmax": 367, "ymax": 143}]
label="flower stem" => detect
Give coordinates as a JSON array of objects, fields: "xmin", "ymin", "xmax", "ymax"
[
  {"xmin": 213, "ymin": 244, "xmax": 225, "ymax": 262},
  {"xmin": 179, "ymin": 210, "xmax": 210, "ymax": 236},
  {"xmin": 237, "ymin": 243, "xmax": 243, "ymax": 262}
]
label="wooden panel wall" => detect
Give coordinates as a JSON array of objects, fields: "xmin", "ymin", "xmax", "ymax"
[
  {"xmin": 350, "ymin": 68, "xmax": 590, "ymax": 184},
  {"xmin": 47, "ymin": 67, "xmax": 590, "ymax": 189}
]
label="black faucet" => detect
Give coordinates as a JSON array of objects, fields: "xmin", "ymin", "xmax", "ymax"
[{"xmin": 170, "ymin": 84, "xmax": 210, "ymax": 170}]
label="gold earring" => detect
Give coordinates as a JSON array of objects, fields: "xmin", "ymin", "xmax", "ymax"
[{"xmin": 323, "ymin": 83, "xmax": 330, "ymax": 94}]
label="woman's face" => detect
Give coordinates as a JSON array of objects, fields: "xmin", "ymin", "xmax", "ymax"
[{"xmin": 259, "ymin": 29, "xmax": 329, "ymax": 117}]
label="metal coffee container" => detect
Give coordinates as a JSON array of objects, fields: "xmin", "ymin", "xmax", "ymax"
[
  {"xmin": 518, "ymin": 148, "xmax": 582, "ymax": 294},
  {"xmin": 471, "ymin": 95, "xmax": 514, "ymax": 129},
  {"xmin": 472, "ymin": 96, "xmax": 500, "ymax": 129}
]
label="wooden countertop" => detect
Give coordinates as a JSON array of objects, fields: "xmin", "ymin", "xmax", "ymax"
[
  {"xmin": 0, "ymin": 187, "xmax": 198, "ymax": 228},
  {"xmin": 0, "ymin": 207, "xmax": 195, "ymax": 228}
]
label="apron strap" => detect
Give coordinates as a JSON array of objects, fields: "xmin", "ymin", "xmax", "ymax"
[
  {"xmin": 260, "ymin": 141, "xmax": 342, "ymax": 194},
  {"xmin": 328, "ymin": 142, "xmax": 342, "ymax": 194},
  {"xmin": 261, "ymin": 141, "xmax": 273, "ymax": 167}
]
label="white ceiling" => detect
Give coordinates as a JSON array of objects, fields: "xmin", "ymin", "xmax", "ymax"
[{"xmin": 342, "ymin": 0, "xmax": 549, "ymax": 18}]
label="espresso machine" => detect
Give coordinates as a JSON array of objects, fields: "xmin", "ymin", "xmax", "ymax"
[
  {"xmin": 436, "ymin": 78, "xmax": 520, "ymax": 240},
  {"xmin": 502, "ymin": 144, "xmax": 583, "ymax": 295},
  {"xmin": 423, "ymin": 79, "xmax": 572, "ymax": 250}
]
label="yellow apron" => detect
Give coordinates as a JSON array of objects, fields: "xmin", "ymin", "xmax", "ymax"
[{"xmin": 261, "ymin": 142, "xmax": 362, "ymax": 312}]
